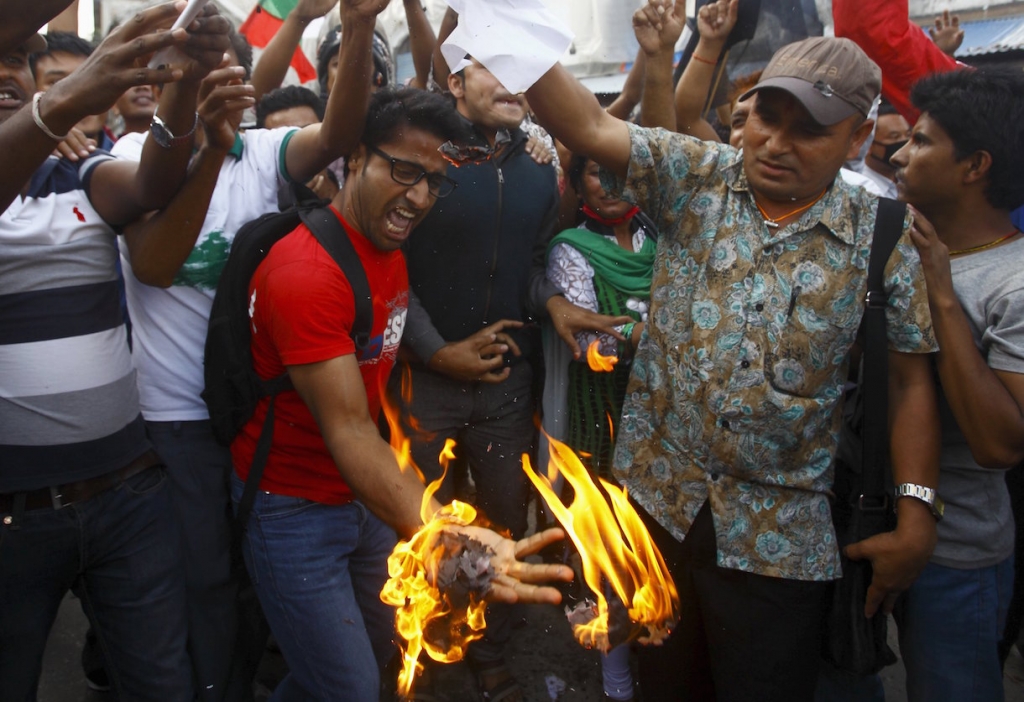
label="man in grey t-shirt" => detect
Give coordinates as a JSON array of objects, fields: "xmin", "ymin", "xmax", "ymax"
[{"xmin": 884, "ymin": 69, "xmax": 1024, "ymax": 701}]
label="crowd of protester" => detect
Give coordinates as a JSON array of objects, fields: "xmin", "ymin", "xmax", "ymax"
[{"xmin": 1, "ymin": 0, "xmax": 1023, "ymax": 701}]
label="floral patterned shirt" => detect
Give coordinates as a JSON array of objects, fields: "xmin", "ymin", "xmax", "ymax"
[{"xmin": 609, "ymin": 124, "xmax": 936, "ymax": 582}]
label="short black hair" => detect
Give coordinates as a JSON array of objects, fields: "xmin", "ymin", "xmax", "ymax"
[
  {"xmin": 877, "ymin": 98, "xmax": 898, "ymax": 117},
  {"xmin": 31, "ymin": 31, "xmax": 94, "ymax": 73},
  {"xmin": 911, "ymin": 68, "xmax": 1024, "ymax": 211},
  {"xmin": 361, "ymin": 86, "xmax": 469, "ymax": 152},
  {"xmin": 256, "ymin": 85, "xmax": 325, "ymax": 128}
]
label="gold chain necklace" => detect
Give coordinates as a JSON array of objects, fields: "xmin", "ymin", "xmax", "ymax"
[
  {"xmin": 754, "ymin": 187, "xmax": 828, "ymax": 229},
  {"xmin": 948, "ymin": 229, "xmax": 1021, "ymax": 256}
]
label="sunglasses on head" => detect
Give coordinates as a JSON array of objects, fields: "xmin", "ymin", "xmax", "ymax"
[{"xmin": 437, "ymin": 129, "xmax": 511, "ymax": 167}]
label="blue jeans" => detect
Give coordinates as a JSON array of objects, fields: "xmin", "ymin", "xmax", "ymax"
[
  {"xmin": 148, "ymin": 420, "xmax": 259, "ymax": 702},
  {"xmin": 387, "ymin": 361, "xmax": 535, "ymax": 665},
  {"xmin": 0, "ymin": 465, "xmax": 191, "ymax": 701},
  {"xmin": 231, "ymin": 475, "xmax": 397, "ymax": 701},
  {"xmin": 816, "ymin": 556, "xmax": 1014, "ymax": 702}
]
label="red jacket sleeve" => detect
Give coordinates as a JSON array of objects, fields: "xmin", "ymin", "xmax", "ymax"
[{"xmin": 833, "ymin": 0, "xmax": 961, "ymax": 123}]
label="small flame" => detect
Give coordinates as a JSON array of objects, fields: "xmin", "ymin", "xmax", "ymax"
[
  {"xmin": 586, "ymin": 340, "xmax": 618, "ymax": 372},
  {"xmin": 379, "ymin": 372, "xmax": 490, "ymax": 698},
  {"xmin": 523, "ymin": 434, "xmax": 679, "ymax": 652}
]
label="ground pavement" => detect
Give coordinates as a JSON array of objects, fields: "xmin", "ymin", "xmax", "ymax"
[{"xmin": 36, "ymin": 583, "xmax": 1024, "ymax": 701}]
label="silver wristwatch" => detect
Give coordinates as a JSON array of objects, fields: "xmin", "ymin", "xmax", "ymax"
[
  {"xmin": 149, "ymin": 112, "xmax": 198, "ymax": 149},
  {"xmin": 894, "ymin": 483, "xmax": 945, "ymax": 522}
]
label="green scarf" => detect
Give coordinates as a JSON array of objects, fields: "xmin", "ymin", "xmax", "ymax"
[{"xmin": 547, "ymin": 228, "xmax": 656, "ymax": 299}]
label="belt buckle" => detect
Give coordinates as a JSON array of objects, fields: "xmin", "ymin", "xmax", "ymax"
[{"xmin": 49, "ymin": 485, "xmax": 74, "ymax": 510}]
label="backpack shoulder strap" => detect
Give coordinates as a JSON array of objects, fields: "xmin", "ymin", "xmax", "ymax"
[
  {"xmin": 299, "ymin": 207, "xmax": 373, "ymax": 353},
  {"xmin": 858, "ymin": 196, "xmax": 907, "ymax": 516}
]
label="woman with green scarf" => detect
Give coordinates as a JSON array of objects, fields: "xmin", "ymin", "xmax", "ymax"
[
  {"xmin": 541, "ymin": 154, "xmax": 656, "ymax": 702},
  {"xmin": 545, "ymin": 154, "xmax": 656, "ymax": 477}
]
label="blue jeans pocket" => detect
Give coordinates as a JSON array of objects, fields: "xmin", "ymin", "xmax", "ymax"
[{"xmin": 121, "ymin": 465, "xmax": 167, "ymax": 496}]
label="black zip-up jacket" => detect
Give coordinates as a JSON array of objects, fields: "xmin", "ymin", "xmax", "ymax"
[{"xmin": 402, "ymin": 126, "xmax": 561, "ymax": 364}]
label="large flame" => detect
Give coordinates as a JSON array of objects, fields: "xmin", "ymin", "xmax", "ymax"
[
  {"xmin": 379, "ymin": 371, "xmax": 490, "ymax": 698},
  {"xmin": 586, "ymin": 340, "xmax": 618, "ymax": 372},
  {"xmin": 523, "ymin": 434, "xmax": 679, "ymax": 652}
]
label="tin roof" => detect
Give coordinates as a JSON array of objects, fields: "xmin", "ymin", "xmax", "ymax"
[{"xmin": 956, "ymin": 15, "xmax": 1024, "ymax": 56}]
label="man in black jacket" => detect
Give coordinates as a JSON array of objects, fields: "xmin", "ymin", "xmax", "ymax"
[{"xmin": 390, "ymin": 57, "xmax": 562, "ymax": 699}]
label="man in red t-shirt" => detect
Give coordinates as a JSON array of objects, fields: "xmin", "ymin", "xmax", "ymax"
[{"xmin": 229, "ymin": 80, "xmax": 573, "ymax": 701}]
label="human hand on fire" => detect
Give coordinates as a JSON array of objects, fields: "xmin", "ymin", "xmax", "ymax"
[
  {"xmin": 427, "ymin": 320, "xmax": 523, "ymax": 383},
  {"xmin": 454, "ymin": 525, "xmax": 574, "ymax": 604}
]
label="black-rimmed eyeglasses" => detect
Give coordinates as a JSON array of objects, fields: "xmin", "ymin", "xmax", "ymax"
[{"xmin": 367, "ymin": 145, "xmax": 457, "ymax": 198}]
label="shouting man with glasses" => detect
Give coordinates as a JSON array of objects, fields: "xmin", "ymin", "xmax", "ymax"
[{"xmin": 228, "ymin": 81, "xmax": 574, "ymax": 702}]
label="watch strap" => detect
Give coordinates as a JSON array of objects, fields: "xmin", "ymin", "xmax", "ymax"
[
  {"xmin": 151, "ymin": 112, "xmax": 199, "ymax": 148},
  {"xmin": 894, "ymin": 482, "xmax": 944, "ymax": 521}
]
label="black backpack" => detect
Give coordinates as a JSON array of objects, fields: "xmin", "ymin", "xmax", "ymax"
[{"xmin": 202, "ymin": 205, "xmax": 372, "ymax": 526}]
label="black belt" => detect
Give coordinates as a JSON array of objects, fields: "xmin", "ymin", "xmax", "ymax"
[{"xmin": 0, "ymin": 450, "xmax": 163, "ymax": 512}]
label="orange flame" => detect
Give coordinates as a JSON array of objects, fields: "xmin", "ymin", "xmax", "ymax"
[
  {"xmin": 586, "ymin": 340, "xmax": 618, "ymax": 372},
  {"xmin": 379, "ymin": 371, "xmax": 490, "ymax": 698},
  {"xmin": 523, "ymin": 434, "xmax": 679, "ymax": 652}
]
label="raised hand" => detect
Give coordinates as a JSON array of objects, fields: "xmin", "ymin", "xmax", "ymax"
[
  {"xmin": 340, "ymin": 0, "xmax": 392, "ymax": 22},
  {"xmin": 42, "ymin": 1, "xmax": 230, "ymax": 122},
  {"xmin": 633, "ymin": 0, "xmax": 687, "ymax": 57},
  {"xmin": 197, "ymin": 63, "xmax": 253, "ymax": 152},
  {"xmin": 929, "ymin": 10, "xmax": 964, "ymax": 57},
  {"xmin": 697, "ymin": 0, "xmax": 740, "ymax": 46},
  {"xmin": 293, "ymin": 0, "xmax": 339, "ymax": 22}
]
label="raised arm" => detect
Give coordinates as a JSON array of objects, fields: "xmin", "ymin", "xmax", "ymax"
[
  {"xmin": 526, "ymin": 66, "xmax": 630, "ymax": 178},
  {"xmin": 122, "ymin": 65, "xmax": 253, "ymax": 287},
  {"xmin": 430, "ymin": 6, "xmax": 458, "ymax": 90},
  {"xmin": 283, "ymin": 0, "xmax": 385, "ymax": 184},
  {"xmin": 0, "ymin": 0, "xmax": 74, "ymax": 56},
  {"xmin": 833, "ymin": 0, "xmax": 958, "ymax": 123},
  {"xmin": 635, "ymin": 0, "xmax": 687, "ymax": 131},
  {"xmin": 605, "ymin": 49, "xmax": 645, "ymax": 122},
  {"xmin": 402, "ymin": 0, "xmax": 436, "ymax": 90},
  {"xmin": 250, "ymin": 0, "xmax": 337, "ymax": 101},
  {"xmin": 673, "ymin": 0, "xmax": 738, "ymax": 141},
  {"xmin": 0, "ymin": 1, "xmax": 224, "ymax": 214},
  {"xmin": 86, "ymin": 5, "xmax": 232, "ymax": 226}
]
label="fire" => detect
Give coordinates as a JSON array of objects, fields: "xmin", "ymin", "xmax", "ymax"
[
  {"xmin": 379, "ymin": 371, "xmax": 491, "ymax": 698},
  {"xmin": 586, "ymin": 340, "xmax": 618, "ymax": 372},
  {"xmin": 523, "ymin": 434, "xmax": 679, "ymax": 652}
]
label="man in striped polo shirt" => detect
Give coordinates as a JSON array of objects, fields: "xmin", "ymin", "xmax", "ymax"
[{"xmin": 0, "ymin": 5, "xmax": 231, "ymax": 700}]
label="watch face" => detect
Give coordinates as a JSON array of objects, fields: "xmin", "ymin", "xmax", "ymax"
[{"xmin": 151, "ymin": 118, "xmax": 173, "ymax": 148}]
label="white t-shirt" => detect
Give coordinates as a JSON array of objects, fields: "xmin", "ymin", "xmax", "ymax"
[{"xmin": 113, "ymin": 127, "xmax": 297, "ymax": 420}]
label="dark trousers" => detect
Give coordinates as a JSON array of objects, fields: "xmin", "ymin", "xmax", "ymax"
[
  {"xmin": 0, "ymin": 466, "xmax": 192, "ymax": 701},
  {"xmin": 638, "ymin": 501, "xmax": 829, "ymax": 702},
  {"xmin": 148, "ymin": 420, "xmax": 266, "ymax": 702},
  {"xmin": 387, "ymin": 360, "xmax": 535, "ymax": 665}
]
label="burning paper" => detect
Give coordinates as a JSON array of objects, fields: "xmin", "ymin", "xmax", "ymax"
[
  {"xmin": 586, "ymin": 340, "xmax": 618, "ymax": 372},
  {"xmin": 523, "ymin": 435, "xmax": 679, "ymax": 652},
  {"xmin": 379, "ymin": 425, "xmax": 496, "ymax": 697}
]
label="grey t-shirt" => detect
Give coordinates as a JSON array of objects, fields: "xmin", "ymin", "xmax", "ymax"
[{"xmin": 932, "ymin": 236, "xmax": 1024, "ymax": 568}]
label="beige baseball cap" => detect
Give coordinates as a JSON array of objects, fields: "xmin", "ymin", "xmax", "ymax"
[{"xmin": 739, "ymin": 37, "xmax": 881, "ymax": 125}]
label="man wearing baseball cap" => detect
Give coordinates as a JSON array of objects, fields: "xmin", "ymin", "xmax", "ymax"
[{"xmin": 519, "ymin": 2, "xmax": 942, "ymax": 699}]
